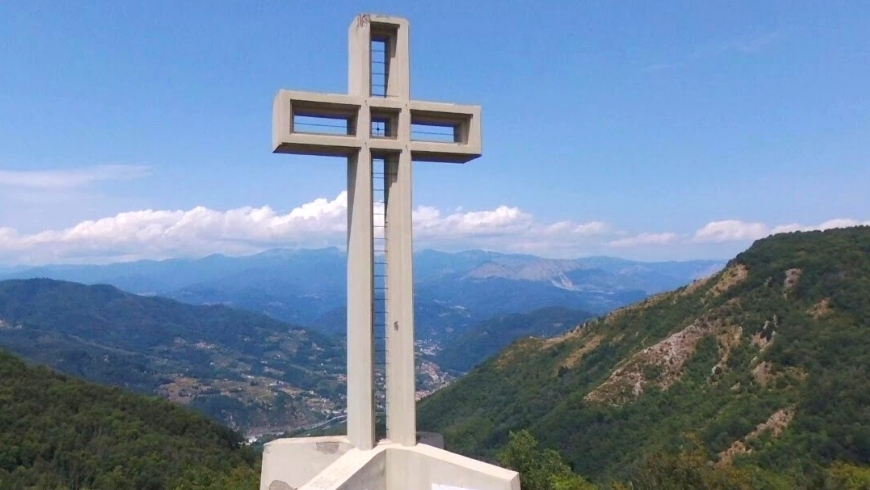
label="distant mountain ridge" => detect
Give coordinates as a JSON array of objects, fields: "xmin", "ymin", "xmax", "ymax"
[
  {"xmin": 418, "ymin": 226, "xmax": 870, "ymax": 486},
  {"xmin": 0, "ymin": 278, "xmax": 346, "ymax": 435},
  {"xmin": 436, "ymin": 306, "xmax": 594, "ymax": 373},
  {"xmin": 2, "ymin": 248, "xmax": 724, "ymax": 340}
]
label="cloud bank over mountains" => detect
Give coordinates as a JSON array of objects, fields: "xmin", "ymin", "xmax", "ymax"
[{"xmin": 0, "ymin": 191, "xmax": 866, "ymax": 265}]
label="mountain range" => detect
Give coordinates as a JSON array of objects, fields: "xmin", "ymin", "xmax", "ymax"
[
  {"xmin": 436, "ymin": 306, "xmax": 594, "ymax": 373},
  {"xmin": 4, "ymin": 227, "xmax": 869, "ymax": 489},
  {"xmin": 1, "ymin": 248, "xmax": 724, "ymax": 342},
  {"xmin": 418, "ymin": 226, "xmax": 870, "ymax": 487},
  {"xmin": 0, "ymin": 278, "xmax": 346, "ymax": 435}
]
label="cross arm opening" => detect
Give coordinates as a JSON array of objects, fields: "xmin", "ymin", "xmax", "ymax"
[
  {"xmin": 272, "ymin": 90, "xmax": 364, "ymax": 156},
  {"xmin": 408, "ymin": 100, "xmax": 482, "ymax": 164}
]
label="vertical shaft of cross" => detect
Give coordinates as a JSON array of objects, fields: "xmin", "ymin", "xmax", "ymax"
[
  {"xmin": 370, "ymin": 18, "xmax": 417, "ymax": 447},
  {"xmin": 385, "ymin": 150, "xmax": 417, "ymax": 446},
  {"xmin": 349, "ymin": 14, "xmax": 417, "ymax": 447},
  {"xmin": 346, "ymin": 147, "xmax": 375, "ymax": 451},
  {"xmin": 346, "ymin": 18, "xmax": 377, "ymax": 451},
  {"xmin": 347, "ymin": 14, "xmax": 375, "ymax": 449}
]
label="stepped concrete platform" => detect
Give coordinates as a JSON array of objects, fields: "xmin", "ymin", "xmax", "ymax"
[{"xmin": 260, "ymin": 435, "xmax": 519, "ymax": 490}]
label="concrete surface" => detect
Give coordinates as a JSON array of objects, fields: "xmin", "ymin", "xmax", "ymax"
[
  {"xmin": 262, "ymin": 440, "xmax": 519, "ymax": 490},
  {"xmin": 260, "ymin": 436, "xmax": 354, "ymax": 490}
]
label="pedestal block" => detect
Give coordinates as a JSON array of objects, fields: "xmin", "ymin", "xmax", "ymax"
[
  {"xmin": 261, "ymin": 437, "xmax": 519, "ymax": 490},
  {"xmin": 260, "ymin": 436, "xmax": 355, "ymax": 490}
]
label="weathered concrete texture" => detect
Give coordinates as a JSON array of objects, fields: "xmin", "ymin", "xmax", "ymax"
[
  {"xmin": 260, "ymin": 436, "xmax": 354, "ymax": 490},
  {"xmin": 347, "ymin": 147, "xmax": 375, "ymax": 450},
  {"xmin": 385, "ymin": 443, "xmax": 520, "ymax": 490},
  {"xmin": 260, "ymin": 433, "xmax": 447, "ymax": 490},
  {"xmin": 265, "ymin": 441, "xmax": 518, "ymax": 490}
]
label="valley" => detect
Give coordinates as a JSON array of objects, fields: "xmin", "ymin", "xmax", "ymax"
[
  {"xmin": 0, "ymin": 249, "xmax": 719, "ymax": 440},
  {"xmin": 3, "ymin": 228, "xmax": 870, "ymax": 488},
  {"xmin": 0, "ymin": 279, "xmax": 460, "ymax": 440}
]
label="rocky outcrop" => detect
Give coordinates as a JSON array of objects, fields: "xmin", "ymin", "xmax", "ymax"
[
  {"xmin": 718, "ymin": 408, "xmax": 795, "ymax": 466},
  {"xmin": 586, "ymin": 320, "xmax": 718, "ymax": 405},
  {"xmin": 783, "ymin": 268, "xmax": 802, "ymax": 291},
  {"xmin": 808, "ymin": 298, "xmax": 834, "ymax": 318}
]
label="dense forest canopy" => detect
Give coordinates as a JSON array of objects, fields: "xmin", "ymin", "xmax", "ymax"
[{"xmin": 0, "ymin": 349, "xmax": 259, "ymax": 490}]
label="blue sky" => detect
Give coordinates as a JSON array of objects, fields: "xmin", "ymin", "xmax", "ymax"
[{"xmin": 0, "ymin": 1, "xmax": 868, "ymax": 264}]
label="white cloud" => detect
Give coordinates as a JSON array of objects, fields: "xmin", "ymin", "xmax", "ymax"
[
  {"xmin": 815, "ymin": 218, "xmax": 870, "ymax": 230},
  {"xmin": 0, "ymin": 165, "xmax": 150, "ymax": 189},
  {"xmin": 693, "ymin": 220, "xmax": 769, "ymax": 243},
  {"xmin": 0, "ymin": 192, "xmax": 610, "ymax": 264},
  {"xmin": 694, "ymin": 218, "xmax": 870, "ymax": 243},
  {"xmin": 413, "ymin": 205, "xmax": 534, "ymax": 238},
  {"xmin": 610, "ymin": 232, "xmax": 680, "ymax": 247},
  {"xmin": 2, "ymin": 190, "xmax": 867, "ymax": 266}
]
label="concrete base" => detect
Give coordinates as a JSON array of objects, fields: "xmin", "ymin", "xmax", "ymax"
[
  {"xmin": 260, "ymin": 436, "xmax": 355, "ymax": 490},
  {"xmin": 261, "ymin": 437, "xmax": 520, "ymax": 490}
]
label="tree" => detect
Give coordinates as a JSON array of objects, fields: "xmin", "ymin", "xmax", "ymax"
[
  {"xmin": 497, "ymin": 430, "xmax": 596, "ymax": 490},
  {"xmin": 826, "ymin": 462, "xmax": 870, "ymax": 490}
]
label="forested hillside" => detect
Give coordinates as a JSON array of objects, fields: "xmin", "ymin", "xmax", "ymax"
[
  {"xmin": 419, "ymin": 226, "xmax": 870, "ymax": 488},
  {"xmin": 0, "ymin": 349, "xmax": 259, "ymax": 489},
  {"xmin": 0, "ymin": 278, "xmax": 345, "ymax": 435}
]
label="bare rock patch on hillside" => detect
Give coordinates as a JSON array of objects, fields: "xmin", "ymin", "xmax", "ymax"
[
  {"xmin": 752, "ymin": 361, "xmax": 773, "ymax": 386},
  {"xmin": 718, "ymin": 407, "xmax": 795, "ymax": 466},
  {"xmin": 751, "ymin": 317, "xmax": 778, "ymax": 352},
  {"xmin": 808, "ymin": 298, "xmax": 834, "ymax": 318},
  {"xmin": 712, "ymin": 325, "xmax": 743, "ymax": 376},
  {"xmin": 585, "ymin": 320, "xmax": 718, "ymax": 405},
  {"xmin": 783, "ymin": 268, "xmax": 802, "ymax": 292}
]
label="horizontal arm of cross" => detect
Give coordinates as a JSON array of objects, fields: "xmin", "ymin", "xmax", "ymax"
[
  {"xmin": 405, "ymin": 100, "xmax": 481, "ymax": 164},
  {"xmin": 272, "ymin": 90, "xmax": 482, "ymax": 164},
  {"xmin": 272, "ymin": 90, "xmax": 363, "ymax": 157}
]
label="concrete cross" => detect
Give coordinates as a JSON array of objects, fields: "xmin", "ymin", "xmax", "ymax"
[
  {"xmin": 272, "ymin": 14, "xmax": 482, "ymax": 451},
  {"xmin": 262, "ymin": 14, "xmax": 516, "ymax": 490}
]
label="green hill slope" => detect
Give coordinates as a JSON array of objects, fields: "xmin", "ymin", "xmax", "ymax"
[
  {"xmin": 437, "ymin": 306, "xmax": 593, "ymax": 373},
  {"xmin": 0, "ymin": 349, "xmax": 259, "ymax": 490},
  {"xmin": 0, "ymin": 278, "xmax": 345, "ymax": 435},
  {"xmin": 418, "ymin": 226, "xmax": 870, "ymax": 486}
]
